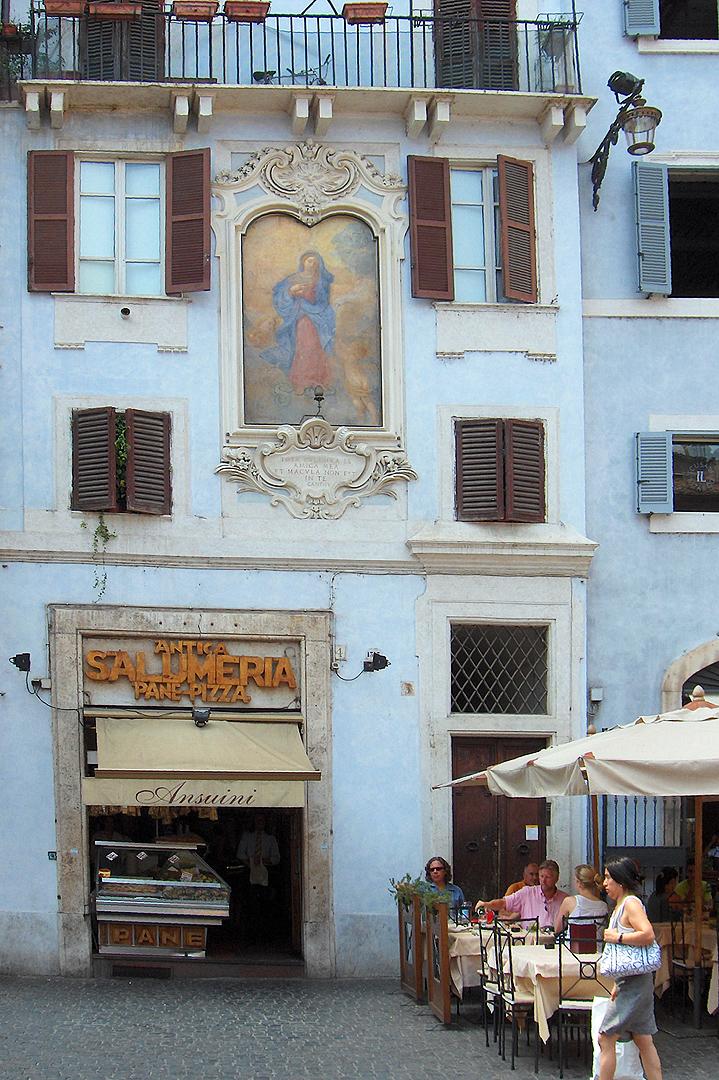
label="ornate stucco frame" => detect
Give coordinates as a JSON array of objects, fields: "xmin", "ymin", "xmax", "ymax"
[{"xmin": 213, "ymin": 141, "xmax": 408, "ymax": 459}]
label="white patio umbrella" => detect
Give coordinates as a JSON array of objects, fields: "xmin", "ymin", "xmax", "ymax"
[{"xmin": 435, "ymin": 691, "xmax": 719, "ymax": 1025}]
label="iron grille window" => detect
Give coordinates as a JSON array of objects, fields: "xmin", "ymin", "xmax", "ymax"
[{"xmin": 450, "ymin": 623, "xmax": 548, "ymax": 714}]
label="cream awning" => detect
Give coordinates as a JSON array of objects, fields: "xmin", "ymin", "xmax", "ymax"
[{"xmin": 93, "ymin": 716, "xmax": 321, "ymax": 781}]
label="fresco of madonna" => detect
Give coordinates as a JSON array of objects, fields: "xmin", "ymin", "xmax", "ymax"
[{"xmin": 241, "ymin": 213, "xmax": 382, "ymax": 427}]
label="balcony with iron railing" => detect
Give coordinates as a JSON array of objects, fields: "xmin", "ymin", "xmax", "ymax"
[{"xmin": 2, "ymin": 3, "xmax": 581, "ymax": 99}]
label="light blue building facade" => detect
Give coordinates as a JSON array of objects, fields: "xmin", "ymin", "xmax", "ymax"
[{"xmin": 0, "ymin": 1, "xmax": 597, "ymax": 977}]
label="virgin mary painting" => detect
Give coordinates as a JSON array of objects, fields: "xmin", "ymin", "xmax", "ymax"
[
  {"xmin": 242, "ymin": 213, "xmax": 382, "ymax": 428},
  {"xmin": 260, "ymin": 251, "xmax": 335, "ymax": 395}
]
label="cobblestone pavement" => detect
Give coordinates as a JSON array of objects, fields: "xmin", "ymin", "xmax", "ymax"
[{"xmin": 0, "ymin": 976, "xmax": 717, "ymax": 1080}]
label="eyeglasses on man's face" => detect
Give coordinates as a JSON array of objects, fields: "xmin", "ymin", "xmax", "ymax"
[{"xmin": 429, "ymin": 866, "xmax": 445, "ymax": 873}]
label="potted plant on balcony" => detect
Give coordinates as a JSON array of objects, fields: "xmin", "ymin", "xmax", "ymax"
[
  {"xmin": 87, "ymin": 2, "xmax": 143, "ymax": 20},
  {"xmin": 341, "ymin": 2, "xmax": 387, "ymax": 24},
  {"xmin": 43, "ymin": 0, "xmax": 87, "ymax": 15},
  {"xmin": 172, "ymin": 0, "xmax": 219, "ymax": 19},
  {"xmin": 224, "ymin": 1, "xmax": 269, "ymax": 23}
]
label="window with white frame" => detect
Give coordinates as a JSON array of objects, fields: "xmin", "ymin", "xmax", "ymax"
[
  {"xmin": 450, "ymin": 167, "xmax": 506, "ymax": 304},
  {"xmin": 78, "ymin": 159, "xmax": 163, "ymax": 297},
  {"xmin": 27, "ymin": 148, "xmax": 210, "ymax": 296},
  {"xmin": 407, "ymin": 154, "xmax": 537, "ymax": 304}
]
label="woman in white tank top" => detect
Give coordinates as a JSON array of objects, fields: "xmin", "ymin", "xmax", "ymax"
[{"xmin": 554, "ymin": 863, "xmax": 608, "ymax": 933}]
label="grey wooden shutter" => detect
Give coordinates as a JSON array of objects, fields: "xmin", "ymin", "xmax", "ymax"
[
  {"xmin": 166, "ymin": 148, "xmax": 211, "ymax": 293},
  {"xmin": 636, "ymin": 431, "xmax": 673, "ymax": 513},
  {"xmin": 27, "ymin": 150, "xmax": 75, "ymax": 292},
  {"xmin": 125, "ymin": 409, "xmax": 171, "ymax": 515},
  {"xmin": 434, "ymin": 0, "xmax": 476, "ymax": 89},
  {"xmin": 128, "ymin": 0, "xmax": 163, "ymax": 81},
  {"xmin": 623, "ymin": 0, "xmax": 660, "ymax": 36},
  {"xmin": 498, "ymin": 155, "xmax": 537, "ymax": 303},
  {"xmin": 72, "ymin": 407, "xmax": 118, "ymax": 512},
  {"xmin": 84, "ymin": 20, "xmax": 120, "ymax": 80},
  {"xmin": 476, "ymin": 0, "xmax": 516, "ymax": 91},
  {"xmin": 407, "ymin": 155, "xmax": 454, "ymax": 301},
  {"xmin": 633, "ymin": 160, "xmax": 672, "ymax": 295},
  {"xmin": 455, "ymin": 418, "xmax": 504, "ymax": 520},
  {"xmin": 505, "ymin": 418, "xmax": 545, "ymax": 522}
]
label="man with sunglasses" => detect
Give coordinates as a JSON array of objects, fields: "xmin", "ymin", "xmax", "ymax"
[{"xmin": 475, "ymin": 859, "xmax": 568, "ymax": 930}]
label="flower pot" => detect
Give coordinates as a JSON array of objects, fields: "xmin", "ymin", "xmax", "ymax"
[
  {"xmin": 224, "ymin": 0, "xmax": 269, "ymax": 23},
  {"xmin": 87, "ymin": 2, "xmax": 143, "ymax": 19},
  {"xmin": 172, "ymin": 0, "xmax": 219, "ymax": 19},
  {"xmin": 2, "ymin": 22, "xmax": 19, "ymax": 36},
  {"xmin": 342, "ymin": 2, "xmax": 387, "ymax": 24},
  {"xmin": 43, "ymin": 0, "xmax": 87, "ymax": 15}
]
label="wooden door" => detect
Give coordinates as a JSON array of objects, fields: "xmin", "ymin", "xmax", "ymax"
[{"xmin": 451, "ymin": 735, "xmax": 546, "ymax": 906}]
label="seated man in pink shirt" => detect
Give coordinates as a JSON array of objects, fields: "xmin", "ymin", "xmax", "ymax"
[{"xmin": 475, "ymin": 859, "xmax": 568, "ymax": 930}]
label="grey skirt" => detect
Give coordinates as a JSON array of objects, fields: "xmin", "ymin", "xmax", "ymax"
[{"xmin": 600, "ymin": 972, "xmax": 658, "ymax": 1040}]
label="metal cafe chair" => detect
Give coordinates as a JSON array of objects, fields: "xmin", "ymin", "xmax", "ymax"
[
  {"xmin": 556, "ymin": 916, "xmax": 611, "ymax": 1079},
  {"xmin": 476, "ymin": 920, "xmax": 502, "ymax": 1047},
  {"xmin": 494, "ymin": 920, "xmax": 539, "ymax": 1072},
  {"xmin": 670, "ymin": 913, "xmax": 713, "ymax": 1023}
]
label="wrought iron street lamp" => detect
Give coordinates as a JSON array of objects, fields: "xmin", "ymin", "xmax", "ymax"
[{"xmin": 589, "ymin": 71, "xmax": 662, "ymax": 210}]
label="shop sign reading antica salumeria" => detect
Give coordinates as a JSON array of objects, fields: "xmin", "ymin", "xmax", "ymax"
[{"xmin": 83, "ymin": 636, "xmax": 300, "ymax": 706}]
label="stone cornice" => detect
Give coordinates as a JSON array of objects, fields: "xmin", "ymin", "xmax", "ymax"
[{"xmin": 406, "ymin": 522, "xmax": 597, "ymax": 577}]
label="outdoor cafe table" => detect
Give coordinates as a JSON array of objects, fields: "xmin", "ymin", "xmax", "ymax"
[
  {"xmin": 447, "ymin": 925, "xmax": 491, "ymax": 998},
  {"xmin": 488, "ymin": 942, "xmax": 612, "ymax": 1044},
  {"xmin": 447, "ymin": 923, "xmax": 541, "ymax": 998},
  {"xmin": 652, "ymin": 921, "xmax": 718, "ymax": 1013}
]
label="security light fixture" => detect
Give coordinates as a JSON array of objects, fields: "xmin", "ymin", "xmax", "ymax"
[
  {"xmin": 192, "ymin": 707, "xmax": 211, "ymax": 727},
  {"xmin": 589, "ymin": 71, "xmax": 662, "ymax": 210},
  {"xmin": 363, "ymin": 651, "xmax": 390, "ymax": 672},
  {"xmin": 9, "ymin": 652, "xmax": 31, "ymax": 671}
]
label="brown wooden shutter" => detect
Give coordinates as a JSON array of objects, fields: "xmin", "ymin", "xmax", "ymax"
[
  {"xmin": 408, "ymin": 155, "xmax": 454, "ymax": 301},
  {"xmin": 455, "ymin": 418, "xmax": 504, "ymax": 520},
  {"xmin": 27, "ymin": 151, "xmax": 75, "ymax": 293},
  {"xmin": 125, "ymin": 409, "xmax": 171, "ymax": 515},
  {"xmin": 498, "ymin": 155, "xmax": 537, "ymax": 303},
  {"xmin": 166, "ymin": 148, "xmax": 211, "ymax": 294},
  {"xmin": 71, "ymin": 407, "xmax": 118, "ymax": 512},
  {"xmin": 505, "ymin": 418, "xmax": 544, "ymax": 522}
]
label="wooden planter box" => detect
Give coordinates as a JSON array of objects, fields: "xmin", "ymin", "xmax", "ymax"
[
  {"xmin": 87, "ymin": 2, "xmax": 143, "ymax": 20},
  {"xmin": 43, "ymin": 0, "xmax": 87, "ymax": 15},
  {"xmin": 224, "ymin": 0, "xmax": 269, "ymax": 22},
  {"xmin": 342, "ymin": 2, "xmax": 387, "ymax": 23},
  {"xmin": 172, "ymin": 0, "xmax": 219, "ymax": 20}
]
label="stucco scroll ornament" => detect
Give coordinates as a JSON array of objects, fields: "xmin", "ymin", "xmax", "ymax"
[
  {"xmin": 214, "ymin": 141, "xmax": 404, "ymax": 225},
  {"xmin": 216, "ymin": 417, "xmax": 417, "ymax": 519}
]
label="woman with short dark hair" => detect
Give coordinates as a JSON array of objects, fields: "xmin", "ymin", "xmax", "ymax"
[{"xmin": 599, "ymin": 858, "xmax": 662, "ymax": 1080}]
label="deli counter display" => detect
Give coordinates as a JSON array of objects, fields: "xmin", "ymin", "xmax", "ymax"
[{"xmin": 93, "ymin": 841, "xmax": 230, "ymax": 958}]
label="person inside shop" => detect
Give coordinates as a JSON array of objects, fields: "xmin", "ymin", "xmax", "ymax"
[
  {"xmin": 237, "ymin": 812, "xmax": 281, "ymax": 940},
  {"xmin": 424, "ymin": 856, "xmax": 466, "ymax": 915},
  {"xmin": 505, "ymin": 862, "xmax": 539, "ymax": 896},
  {"xmin": 675, "ymin": 857, "xmax": 713, "ymax": 913},
  {"xmin": 704, "ymin": 833, "xmax": 719, "ymax": 870},
  {"xmin": 646, "ymin": 866, "xmax": 681, "ymax": 924},
  {"xmin": 553, "ymin": 863, "xmax": 608, "ymax": 936},
  {"xmin": 92, "ymin": 814, "xmax": 130, "ymax": 843},
  {"xmin": 475, "ymin": 858, "xmax": 568, "ymax": 930}
]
